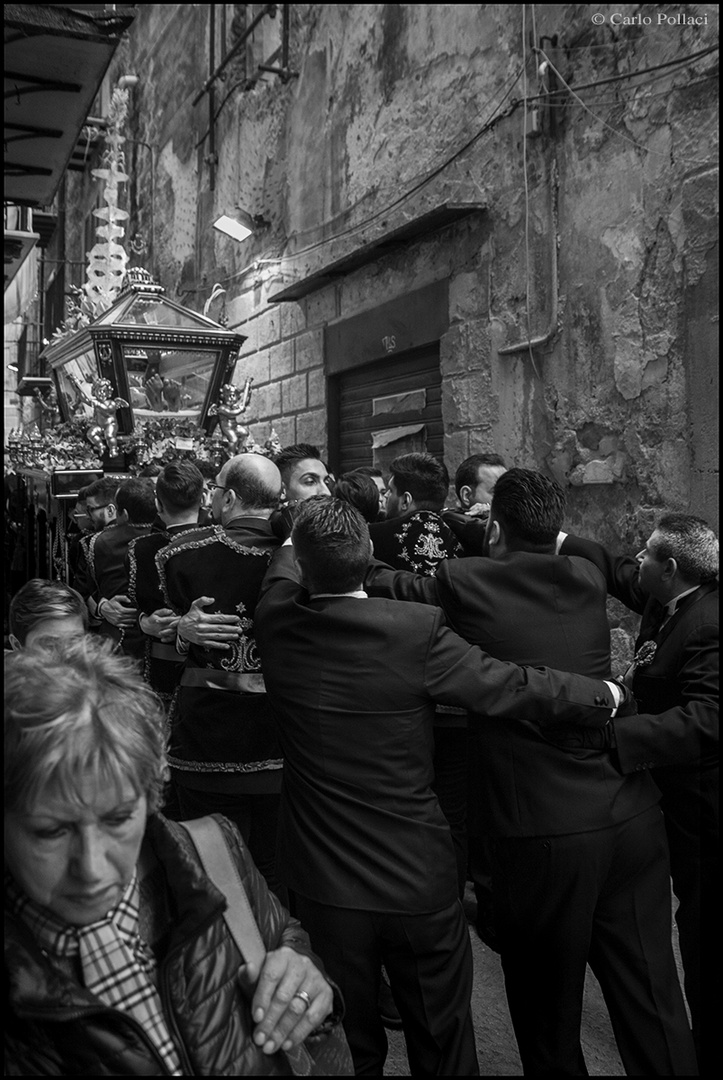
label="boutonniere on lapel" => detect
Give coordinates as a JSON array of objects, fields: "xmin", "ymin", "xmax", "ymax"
[{"xmin": 634, "ymin": 640, "xmax": 657, "ymax": 668}]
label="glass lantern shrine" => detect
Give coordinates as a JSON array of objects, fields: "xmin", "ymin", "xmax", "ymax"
[{"xmin": 41, "ymin": 268, "xmax": 246, "ymax": 439}]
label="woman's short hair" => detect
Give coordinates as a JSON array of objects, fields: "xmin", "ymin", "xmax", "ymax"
[
  {"xmin": 4, "ymin": 636, "xmax": 167, "ymax": 815},
  {"xmin": 9, "ymin": 579, "xmax": 89, "ymax": 645}
]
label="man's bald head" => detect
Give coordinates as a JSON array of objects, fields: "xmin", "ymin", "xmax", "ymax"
[{"xmin": 213, "ymin": 454, "xmax": 282, "ymax": 523}]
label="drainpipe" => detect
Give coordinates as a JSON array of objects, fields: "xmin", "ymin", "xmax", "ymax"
[
  {"xmin": 497, "ymin": 157, "xmax": 559, "ymax": 356},
  {"xmin": 208, "ymin": 4, "xmax": 217, "ymax": 191}
]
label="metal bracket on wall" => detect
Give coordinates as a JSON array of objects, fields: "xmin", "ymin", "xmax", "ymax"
[
  {"xmin": 192, "ymin": 4, "xmax": 295, "ymax": 108},
  {"xmin": 193, "ymin": 5, "xmax": 297, "ymax": 188}
]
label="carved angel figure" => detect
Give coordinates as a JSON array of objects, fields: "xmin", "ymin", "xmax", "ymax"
[
  {"xmin": 208, "ymin": 378, "xmax": 254, "ymax": 451},
  {"xmin": 68, "ymin": 374, "xmax": 128, "ymax": 456},
  {"xmin": 33, "ymin": 386, "xmax": 61, "ymax": 428}
]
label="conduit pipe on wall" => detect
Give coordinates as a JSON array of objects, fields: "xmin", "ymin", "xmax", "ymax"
[
  {"xmin": 192, "ymin": 4, "xmax": 278, "ymax": 107},
  {"xmin": 497, "ymin": 157, "xmax": 559, "ymax": 356}
]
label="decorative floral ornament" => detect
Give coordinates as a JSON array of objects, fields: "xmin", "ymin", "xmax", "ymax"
[{"xmin": 633, "ymin": 640, "xmax": 657, "ymax": 668}]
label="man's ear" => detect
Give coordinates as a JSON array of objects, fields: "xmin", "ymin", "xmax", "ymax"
[
  {"xmin": 661, "ymin": 557, "xmax": 678, "ymax": 583},
  {"xmin": 8, "ymin": 633, "xmax": 21, "ymax": 651},
  {"xmin": 487, "ymin": 518, "xmax": 502, "ymax": 549},
  {"xmin": 107, "ymin": 503, "xmax": 118, "ymax": 521},
  {"xmin": 400, "ymin": 490, "xmax": 413, "ymax": 512},
  {"xmin": 459, "ymin": 485, "xmax": 473, "ymax": 509}
]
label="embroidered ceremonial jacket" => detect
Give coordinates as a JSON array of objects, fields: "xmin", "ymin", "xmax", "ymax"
[
  {"xmin": 158, "ymin": 518, "xmax": 282, "ymax": 776},
  {"xmin": 126, "ymin": 522, "xmax": 199, "ymax": 703}
]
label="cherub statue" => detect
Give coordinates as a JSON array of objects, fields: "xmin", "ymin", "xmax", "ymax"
[
  {"xmin": 33, "ymin": 386, "xmax": 61, "ymax": 428},
  {"xmin": 264, "ymin": 429, "xmax": 282, "ymax": 457},
  {"xmin": 208, "ymin": 378, "xmax": 254, "ymax": 451},
  {"xmin": 68, "ymin": 374, "xmax": 128, "ymax": 456}
]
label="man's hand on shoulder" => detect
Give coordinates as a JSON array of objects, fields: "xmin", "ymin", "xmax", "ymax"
[
  {"xmin": 139, "ymin": 608, "xmax": 180, "ymax": 642},
  {"xmin": 177, "ymin": 596, "xmax": 243, "ymax": 650}
]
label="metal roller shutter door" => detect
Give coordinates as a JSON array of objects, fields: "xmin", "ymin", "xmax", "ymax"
[{"xmin": 334, "ymin": 343, "xmax": 443, "ymax": 474}]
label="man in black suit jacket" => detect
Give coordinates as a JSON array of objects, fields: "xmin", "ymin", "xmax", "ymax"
[
  {"xmin": 126, "ymin": 460, "xmax": 206, "ymax": 710},
  {"xmin": 364, "ymin": 470, "xmax": 697, "ymax": 1076},
  {"xmin": 559, "ymin": 514, "xmax": 718, "ymax": 1075},
  {"xmin": 255, "ymin": 497, "xmax": 628, "ymax": 1077}
]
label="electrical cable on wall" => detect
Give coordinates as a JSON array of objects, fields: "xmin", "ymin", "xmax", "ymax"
[
  {"xmin": 536, "ymin": 46, "xmax": 717, "ymax": 166},
  {"xmin": 261, "ymin": 45, "xmax": 717, "ymax": 269},
  {"xmin": 190, "ymin": 32, "xmax": 716, "ymax": 296},
  {"xmin": 520, "ymin": 5, "xmax": 541, "ymax": 378}
]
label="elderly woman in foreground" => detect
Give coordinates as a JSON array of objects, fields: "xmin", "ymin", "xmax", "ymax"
[{"xmin": 4, "ymin": 636, "xmax": 349, "ymax": 1076}]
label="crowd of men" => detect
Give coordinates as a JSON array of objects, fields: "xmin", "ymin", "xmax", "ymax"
[{"xmin": 7, "ymin": 443, "xmax": 718, "ymax": 1077}]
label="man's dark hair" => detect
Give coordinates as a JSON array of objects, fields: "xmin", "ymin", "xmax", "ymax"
[
  {"xmin": 224, "ymin": 458, "xmax": 280, "ymax": 511},
  {"xmin": 137, "ymin": 462, "xmax": 162, "ymax": 478},
  {"xmin": 333, "ymin": 472, "xmax": 380, "ymax": 523},
  {"xmin": 389, "ymin": 452, "xmax": 449, "ymax": 511},
  {"xmin": 82, "ymin": 477, "xmax": 120, "ymax": 504},
  {"xmin": 292, "ymin": 496, "xmax": 370, "ymax": 594},
  {"xmin": 196, "ymin": 459, "xmax": 220, "ymax": 481},
  {"xmin": 652, "ymin": 513, "xmax": 718, "ymax": 584},
  {"xmin": 490, "ymin": 468, "xmax": 565, "ymax": 549},
  {"xmin": 353, "ymin": 466, "xmax": 384, "ymax": 480},
  {"xmin": 156, "ymin": 460, "xmax": 204, "ymax": 514},
  {"xmin": 115, "ymin": 477, "xmax": 157, "ymax": 524},
  {"xmin": 273, "ymin": 443, "xmax": 322, "ymax": 484},
  {"xmin": 454, "ymin": 453, "xmax": 506, "ymax": 499},
  {"xmin": 10, "ymin": 579, "xmax": 88, "ymax": 645}
]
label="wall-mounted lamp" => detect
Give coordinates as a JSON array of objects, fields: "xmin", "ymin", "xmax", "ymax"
[
  {"xmin": 213, "ymin": 214, "xmax": 253, "ymax": 243},
  {"xmin": 212, "ymin": 209, "xmax": 270, "ymax": 244}
]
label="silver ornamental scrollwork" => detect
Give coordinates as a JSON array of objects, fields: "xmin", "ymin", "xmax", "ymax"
[{"xmin": 633, "ymin": 640, "xmax": 657, "ymax": 668}]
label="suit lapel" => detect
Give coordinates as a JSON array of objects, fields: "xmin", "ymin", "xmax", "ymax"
[{"xmin": 638, "ymin": 582, "xmax": 715, "ymax": 650}]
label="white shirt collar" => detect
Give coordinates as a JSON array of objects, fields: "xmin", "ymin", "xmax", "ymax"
[{"xmin": 665, "ymin": 585, "xmax": 700, "ymax": 616}]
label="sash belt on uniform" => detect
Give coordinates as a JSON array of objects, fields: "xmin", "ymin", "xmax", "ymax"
[{"xmin": 180, "ymin": 668, "xmax": 267, "ymax": 694}]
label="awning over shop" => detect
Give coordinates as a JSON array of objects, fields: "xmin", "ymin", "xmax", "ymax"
[{"xmin": 4, "ymin": 4, "xmax": 135, "ymax": 209}]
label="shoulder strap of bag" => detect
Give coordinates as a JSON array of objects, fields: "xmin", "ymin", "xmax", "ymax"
[
  {"xmin": 179, "ymin": 816, "xmax": 315, "ymax": 1077},
  {"xmin": 179, "ymin": 815, "xmax": 266, "ymax": 969}
]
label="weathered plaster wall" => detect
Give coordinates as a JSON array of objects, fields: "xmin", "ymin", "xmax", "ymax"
[{"xmin": 70, "ymin": 2, "xmax": 717, "ymax": 560}]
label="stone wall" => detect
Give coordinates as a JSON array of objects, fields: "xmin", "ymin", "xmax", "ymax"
[{"xmin": 64, "ymin": 1, "xmax": 718, "ymax": 564}]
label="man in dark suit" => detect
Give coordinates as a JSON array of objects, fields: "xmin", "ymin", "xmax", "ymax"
[
  {"xmin": 442, "ymin": 451, "xmax": 507, "ymax": 557},
  {"xmin": 370, "ymin": 451, "xmax": 468, "ymax": 902},
  {"xmin": 364, "ymin": 470, "xmax": 697, "ymax": 1076},
  {"xmin": 559, "ymin": 514, "xmax": 718, "ymax": 1075},
  {"xmin": 255, "ymin": 496, "xmax": 630, "ymax": 1077},
  {"xmin": 85, "ymin": 477, "xmax": 157, "ymax": 656},
  {"xmin": 126, "ymin": 460, "xmax": 206, "ymax": 709}
]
